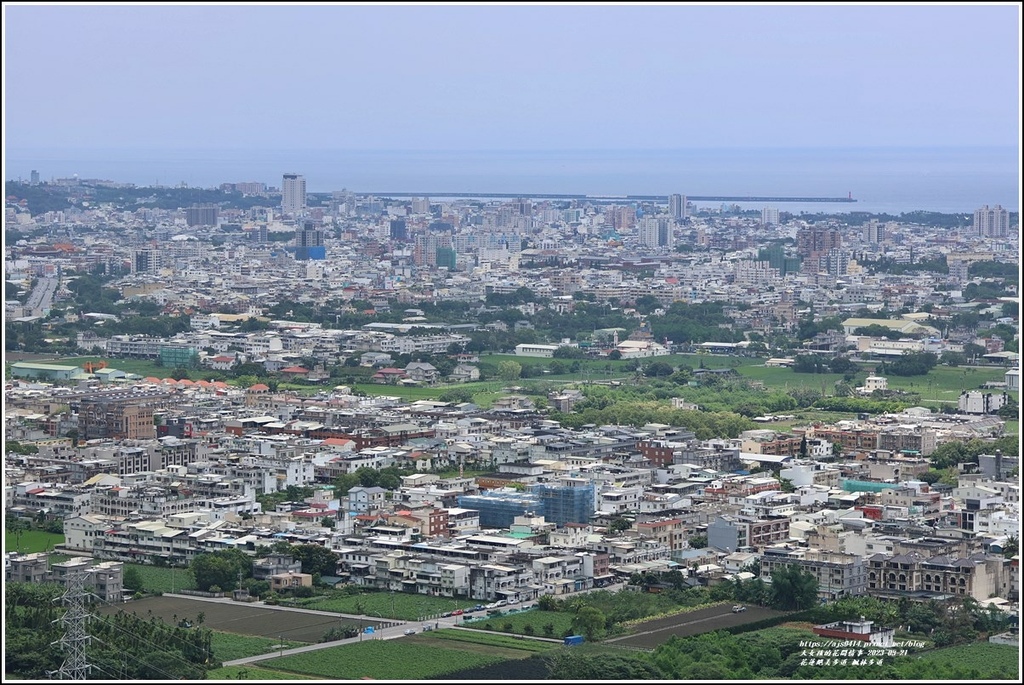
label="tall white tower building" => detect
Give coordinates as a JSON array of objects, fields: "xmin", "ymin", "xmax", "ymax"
[
  {"xmin": 973, "ymin": 204, "xmax": 1009, "ymax": 237},
  {"xmin": 282, "ymin": 173, "xmax": 307, "ymax": 215},
  {"xmin": 669, "ymin": 194, "xmax": 687, "ymax": 221}
]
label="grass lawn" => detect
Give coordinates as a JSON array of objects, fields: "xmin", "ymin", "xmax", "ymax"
[
  {"xmin": 293, "ymin": 591, "xmax": 478, "ymax": 621},
  {"xmin": 737, "ymin": 364, "xmax": 851, "ymax": 391},
  {"xmin": 5, "ymin": 529, "xmax": 64, "ymax": 554},
  {"xmin": 124, "ymin": 563, "xmax": 197, "ymax": 593},
  {"xmin": 881, "ymin": 365, "xmax": 1008, "ymax": 399},
  {"xmin": 1003, "ymin": 420, "xmax": 1018, "ymax": 435},
  {"xmin": 462, "ymin": 608, "xmax": 575, "ymax": 639},
  {"xmin": 58, "ymin": 356, "xmax": 196, "ymax": 380},
  {"xmin": 211, "ymin": 632, "xmax": 306, "ymax": 662},
  {"xmin": 206, "ymin": 665, "xmax": 319, "ymax": 680}
]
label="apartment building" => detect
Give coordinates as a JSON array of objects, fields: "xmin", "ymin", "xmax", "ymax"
[{"xmin": 760, "ymin": 545, "xmax": 867, "ymax": 601}]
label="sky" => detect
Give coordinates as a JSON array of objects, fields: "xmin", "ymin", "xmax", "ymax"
[{"xmin": 3, "ymin": 2, "xmax": 1021, "ymax": 153}]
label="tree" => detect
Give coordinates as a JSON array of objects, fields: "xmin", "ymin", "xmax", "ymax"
[
  {"xmin": 291, "ymin": 544, "xmax": 340, "ymax": 577},
  {"xmin": 688, "ymin": 534, "xmax": 708, "ymax": 549},
  {"xmin": 1002, "ymin": 535, "xmax": 1019, "ymax": 559},
  {"xmin": 571, "ymin": 606, "xmax": 606, "ymax": 641},
  {"xmin": 940, "ymin": 351, "xmax": 967, "ymax": 367},
  {"xmin": 609, "ymin": 517, "xmax": 632, "ymax": 534},
  {"xmin": 768, "ymin": 564, "xmax": 819, "ymax": 610},
  {"xmin": 496, "ymin": 360, "xmax": 522, "ymax": 381},
  {"xmin": 644, "ymin": 361, "xmax": 675, "ymax": 377},
  {"xmin": 122, "ymin": 567, "xmax": 144, "ymax": 593},
  {"xmin": 190, "ymin": 549, "xmax": 251, "ymax": 592},
  {"xmin": 170, "ymin": 366, "xmax": 191, "ymax": 380},
  {"xmin": 888, "ymin": 351, "xmax": 938, "ymax": 377}
]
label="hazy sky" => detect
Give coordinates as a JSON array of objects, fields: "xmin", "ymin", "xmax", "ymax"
[{"xmin": 3, "ymin": 2, "xmax": 1021, "ymax": 152}]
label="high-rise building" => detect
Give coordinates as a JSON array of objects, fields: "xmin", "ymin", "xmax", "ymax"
[
  {"xmin": 390, "ymin": 219, "xmax": 408, "ymax": 241},
  {"xmin": 235, "ymin": 181, "xmax": 268, "ymax": 196},
  {"xmin": 669, "ymin": 193, "xmax": 687, "ymax": 221},
  {"xmin": 132, "ymin": 249, "xmax": 162, "ymax": 274},
  {"xmin": 797, "ymin": 226, "xmax": 842, "ymax": 261},
  {"xmin": 638, "ymin": 216, "xmax": 673, "ymax": 249},
  {"xmin": 973, "ymin": 205, "xmax": 1009, "ymax": 238},
  {"xmin": 761, "ymin": 207, "xmax": 780, "ymax": 226},
  {"xmin": 281, "ymin": 173, "xmax": 306, "ymax": 215},
  {"xmin": 823, "ymin": 248, "xmax": 850, "ymax": 276},
  {"xmin": 863, "ymin": 219, "xmax": 885, "ymax": 244},
  {"xmin": 186, "ymin": 204, "xmax": 219, "ymax": 227},
  {"xmin": 411, "ymin": 197, "xmax": 431, "ymax": 214},
  {"xmin": 414, "ymin": 230, "xmax": 453, "ymax": 267},
  {"xmin": 294, "ymin": 220, "xmax": 325, "ymax": 260},
  {"xmin": 30, "ymin": 170, "xmax": 40, "ymax": 184}
]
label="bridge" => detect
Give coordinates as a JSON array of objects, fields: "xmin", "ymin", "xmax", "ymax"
[{"xmin": 353, "ymin": 191, "xmax": 856, "ymax": 203}]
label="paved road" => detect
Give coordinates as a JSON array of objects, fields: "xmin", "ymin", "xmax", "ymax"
[
  {"xmin": 23, "ymin": 276, "xmax": 58, "ymax": 317},
  {"xmin": 174, "ymin": 585, "xmax": 625, "ymax": 667}
]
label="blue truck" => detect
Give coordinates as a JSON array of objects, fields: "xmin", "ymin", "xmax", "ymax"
[{"xmin": 563, "ymin": 635, "xmax": 584, "ymax": 646}]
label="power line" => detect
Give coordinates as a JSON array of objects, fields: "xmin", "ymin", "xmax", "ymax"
[
  {"xmin": 50, "ymin": 565, "xmax": 92, "ymax": 680},
  {"xmin": 89, "ymin": 634, "xmax": 182, "ymax": 681},
  {"xmin": 87, "ymin": 612, "xmax": 203, "ymax": 679}
]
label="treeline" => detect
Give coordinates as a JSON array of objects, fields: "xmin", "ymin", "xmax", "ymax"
[
  {"xmin": 539, "ymin": 590, "xmax": 1016, "ymax": 680},
  {"xmin": 4, "ymin": 582, "xmax": 213, "ymax": 680},
  {"xmin": 4, "ymin": 180, "xmax": 273, "ymax": 215}
]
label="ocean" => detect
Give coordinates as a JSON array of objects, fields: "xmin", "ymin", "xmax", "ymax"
[{"xmin": 4, "ymin": 146, "xmax": 1019, "ymax": 215}]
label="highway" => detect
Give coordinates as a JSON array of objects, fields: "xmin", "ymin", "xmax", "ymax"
[{"xmin": 23, "ymin": 276, "xmax": 58, "ymax": 317}]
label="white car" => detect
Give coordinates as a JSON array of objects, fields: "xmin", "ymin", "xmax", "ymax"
[{"xmin": 403, "ymin": 628, "xmax": 416, "ymax": 635}]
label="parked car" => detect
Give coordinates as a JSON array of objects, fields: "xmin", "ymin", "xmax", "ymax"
[
  {"xmin": 452, "ymin": 609, "xmax": 464, "ymax": 616},
  {"xmin": 404, "ymin": 629, "xmax": 416, "ymax": 635},
  {"xmin": 731, "ymin": 605, "xmax": 747, "ymax": 613}
]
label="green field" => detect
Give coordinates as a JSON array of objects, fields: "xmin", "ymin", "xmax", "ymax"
[
  {"xmin": 124, "ymin": 563, "xmax": 197, "ymax": 593},
  {"xmin": 911, "ymin": 642, "xmax": 1019, "ymax": 679},
  {"xmin": 261, "ymin": 639, "xmax": 507, "ymax": 679},
  {"xmin": 430, "ymin": 628, "xmax": 559, "ymax": 653},
  {"xmin": 882, "ymin": 365, "xmax": 1009, "ymax": 401},
  {"xmin": 4, "ymin": 530, "xmax": 64, "ymax": 554},
  {"xmin": 736, "ymin": 363, "xmax": 853, "ymax": 391},
  {"xmin": 211, "ymin": 632, "xmax": 306, "ymax": 662},
  {"xmin": 463, "ymin": 608, "xmax": 575, "ymax": 638},
  {"xmin": 206, "ymin": 665, "xmax": 319, "ymax": 680},
  {"xmin": 292, "ymin": 591, "xmax": 476, "ymax": 621},
  {"xmin": 58, "ymin": 356, "xmax": 200, "ymax": 380}
]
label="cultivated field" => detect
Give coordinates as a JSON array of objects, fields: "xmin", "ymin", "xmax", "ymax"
[
  {"xmin": 205, "ymin": 665, "xmax": 319, "ymax": 680},
  {"xmin": 292, "ymin": 592, "xmax": 478, "ymax": 621},
  {"xmin": 260, "ymin": 635, "xmax": 529, "ymax": 680},
  {"xmin": 913, "ymin": 642, "xmax": 1019, "ymax": 679},
  {"xmin": 607, "ymin": 604, "xmax": 790, "ymax": 649},
  {"xmin": 96, "ymin": 596, "xmax": 385, "ymax": 644}
]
